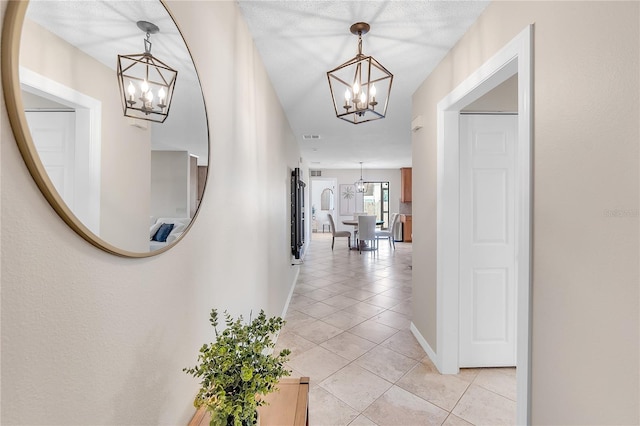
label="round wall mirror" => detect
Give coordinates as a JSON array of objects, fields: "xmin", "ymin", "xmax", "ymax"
[{"xmin": 2, "ymin": 0, "xmax": 209, "ymax": 257}]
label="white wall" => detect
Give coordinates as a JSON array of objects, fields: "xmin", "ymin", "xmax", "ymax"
[
  {"xmin": 0, "ymin": 1, "xmax": 301, "ymax": 424},
  {"xmin": 411, "ymin": 1, "xmax": 639, "ymax": 423},
  {"xmin": 150, "ymin": 150, "xmax": 190, "ymax": 219}
]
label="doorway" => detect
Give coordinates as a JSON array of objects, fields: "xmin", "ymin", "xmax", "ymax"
[
  {"xmin": 459, "ymin": 114, "xmax": 518, "ymax": 368},
  {"xmin": 435, "ymin": 26, "xmax": 532, "ymax": 424},
  {"xmin": 310, "ymin": 177, "xmax": 337, "ymax": 237},
  {"xmin": 363, "ymin": 181, "xmax": 390, "ymax": 228},
  {"xmin": 20, "ymin": 67, "xmax": 102, "ymax": 235}
]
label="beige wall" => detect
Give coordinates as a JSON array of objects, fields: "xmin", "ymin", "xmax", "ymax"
[
  {"xmin": 1, "ymin": 1, "xmax": 301, "ymax": 424},
  {"xmin": 20, "ymin": 17, "xmax": 151, "ymax": 252},
  {"xmin": 151, "ymin": 150, "xmax": 190, "ymax": 219},
  {"xmin": 412, "ymin": 1, "xmax": 639, "ymax": 423},
  {"xmin": 462, "ymin": 74, "xmax": 517, "ymax": 112}
]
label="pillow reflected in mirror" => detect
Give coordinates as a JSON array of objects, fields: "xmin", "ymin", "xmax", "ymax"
[{"xmin": 152, "ymin": 223, "xmax": 174, "ymax": 242}]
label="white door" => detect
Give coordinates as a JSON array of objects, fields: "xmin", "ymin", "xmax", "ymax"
[
  {"xmin": 25, "ymin": 111, "xmax": 76, "ymax": 209},
  {"xmin": 459, "ymin": 114, "xmax": 517, "ymax": 367}
]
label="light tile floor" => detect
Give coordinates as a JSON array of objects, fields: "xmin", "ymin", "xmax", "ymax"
[{"xmin": 276, "ymin": 232, "xmax": 516, "ymax": 426}]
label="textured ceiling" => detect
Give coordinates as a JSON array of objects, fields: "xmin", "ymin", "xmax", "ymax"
[
  {"xmin": 237, "ymin": 0, "xmax": 490, "ymax": 169},
  {"xmin": 22, "ymin": 0, "xmax": 208, "ymax": 164},
  {"xmin": 22, "ymin": 0, "xmax": 490, "ymax": 170}
]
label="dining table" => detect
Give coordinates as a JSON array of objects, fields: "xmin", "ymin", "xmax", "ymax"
[{"xmin": 342, "ymin": 218, "xmax": 384, "ymax": 250}]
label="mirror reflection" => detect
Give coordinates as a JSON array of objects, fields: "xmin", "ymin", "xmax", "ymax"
[{"xmin": 17, "ymin": 0, "xmax": 208, "ymax": 255}]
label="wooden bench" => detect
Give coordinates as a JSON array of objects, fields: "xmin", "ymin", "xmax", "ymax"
[{"xmin": 188, "ymin": 377, "xmax": 309, "ymax": 426}]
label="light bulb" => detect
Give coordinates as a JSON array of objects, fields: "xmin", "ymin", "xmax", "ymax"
[
  {"xmin": 344, "ymin": 88, "xmax": 351, "ymax": 101},
  {"xmin": 343, "ymin": 88, "xmax": 352, "ymax": 108},
  {"xmin": 158, "ymin": 87, "xmax": 166, "ymax": 104},
  {"xmin": 127, "ymin": 81, "xmax": 136, "ymax": 101},
  {"xmin": 145, "ymin": 90, "xmax": 153, "ymax": 102},
  {"xmin": 140, "ymin": 79, "xmax": 149, "ymax": 94},
  {"xmin": 369, "ymin": 83, "xmax": 377, "ymax": 106},
  {"xmin": 360, "ymin": 91, "xmax": 366, "ymax": 104},
  {"xmin": 353, "ymin": 82, "xmax": 359, "ymax": 96}
]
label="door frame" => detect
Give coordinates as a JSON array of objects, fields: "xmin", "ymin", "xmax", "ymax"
[
  {"xmin": 310, "ymin": 176, "xmax": 338, "ymax": 230},
  {"xmin": 20, "ymin": 66, "xmax": 102, "ymax": 235},
  {"xmin": 435, "ymin": 26, "xmax": 532, "ymax": 424}
]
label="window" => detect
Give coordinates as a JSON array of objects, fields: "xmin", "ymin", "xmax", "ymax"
[{"xmin": 363, "ymin": 182, "xmax": 390, "ymax": 229}]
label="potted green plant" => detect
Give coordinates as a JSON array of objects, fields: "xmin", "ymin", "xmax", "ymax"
[{"xmin": 184, "ymin": 309, "xmax": 291, "ymax": 426}]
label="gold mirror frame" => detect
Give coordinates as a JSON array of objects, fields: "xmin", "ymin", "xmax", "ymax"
[{"xmin": 1, "ymin": 0, "xmax": 209, "ymax": 258}]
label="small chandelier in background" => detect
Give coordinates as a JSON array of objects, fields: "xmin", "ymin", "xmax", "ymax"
[
  {"xmin": 327, "ymin": 22, "xmax": 393, "ymax": 124},
  {"xmin": 117, "ymin": 21, "xmax": 178, "ymax": 123},
  {"xmin": 355, "ymin": 162, "xmax": 367, "ymax": 193}
]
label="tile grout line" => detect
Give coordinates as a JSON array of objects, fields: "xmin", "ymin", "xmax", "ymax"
[{"xmin": 286, "ymin": 234, "xmax": 515, "ymax": 425}]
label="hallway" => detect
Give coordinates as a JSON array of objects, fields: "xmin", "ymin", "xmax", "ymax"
[{"xmin": 276, "ymin": 232, "xmax": 516, "ymax": 425}]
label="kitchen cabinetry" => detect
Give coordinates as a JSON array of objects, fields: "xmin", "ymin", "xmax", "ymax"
[
  {"xmin": 400, "ymin": 214, "xmax": 412, "ymax": 242},
  {"xmin": 401, "ymin": 168, "xmax": 412, "ymax": 202}
]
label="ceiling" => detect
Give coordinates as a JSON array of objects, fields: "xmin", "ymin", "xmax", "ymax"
[
  {"xmin": 21, "ymin": 0, "xmax": 209, "ymax": 165},
  {"xmin": 22, "ymin": 0, "xmax": 490, "ymax": 170},
  {"xmin": 237, "ymin": 1, "xmax": 490, "ymax": 169}
]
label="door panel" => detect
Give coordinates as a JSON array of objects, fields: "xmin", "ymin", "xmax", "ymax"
[
  {"xmin": 473, "ymin": 268, "xmax": 508, "ymax": 341},
  {"xmin": 25, "ymin": 111, "xmax": 76, "ymax": 208},
  {"xmin": 459, "ymin": 114, "xmax": 517, "ymax": 368},
  {"xmin": 473, "ymin": 169, "xmax": 507, "ymax": 243}
]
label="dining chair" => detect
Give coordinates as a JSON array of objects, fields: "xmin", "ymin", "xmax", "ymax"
[
  {"xmin": 352, "ymin": 212, "xmax": 365, "ymax": 241},
  {"xmin": 327, "ymin": 213, "xmax": 351, "ymax": 250},
  {"xmin": 376, "ymin": 213, "xmax": 399, "ymax": 249},
  {"xmin": 357, "ymin": 215, "xmax": 377, "ymax": 254}
]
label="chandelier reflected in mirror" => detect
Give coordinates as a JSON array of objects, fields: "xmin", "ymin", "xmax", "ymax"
[
  {"xmin": 327, "ymin": 22, "xmax": 393, "ymax": 124},
  {"xmin": 117, "ymin": 21, "xmax": 178, "ymax": 123}
]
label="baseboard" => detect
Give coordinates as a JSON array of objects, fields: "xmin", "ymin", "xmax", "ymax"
[
  {"xmin": 410, "ymin": 322, "xmax": 439, "ymax": 371},
  {"xmin": 291, "ymin": 240, "xmax": 309, "ymax": 265},
  {"xmin": 281, "ymin": 266, "xmax": 300, "ymax": 320},
  {"xmin": 268, "ymin": 267, "xmax": 300, "ymax": 356}
]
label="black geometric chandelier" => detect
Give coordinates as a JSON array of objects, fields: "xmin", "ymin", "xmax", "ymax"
[
  {"xmin": 117, "ymin": 21, "xmax": 178, "ymax": 123},
  {"xmin": 327, "ymin": 22, "xmax": 393, "ymax": 124}
]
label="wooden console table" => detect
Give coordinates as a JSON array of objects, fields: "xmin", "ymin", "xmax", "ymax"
[{"xmin": 188, "ymin": 377, "xmax": 309, "ymax": 426}]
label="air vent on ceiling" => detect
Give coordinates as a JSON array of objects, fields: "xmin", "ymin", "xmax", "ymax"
[
  {"xmin": 310, "ymin": 170, "xmax": 322, "ymax": 177},
  {"xmin": 302, "ymin": 134, "xmax": 321, "ymax": 140}
]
